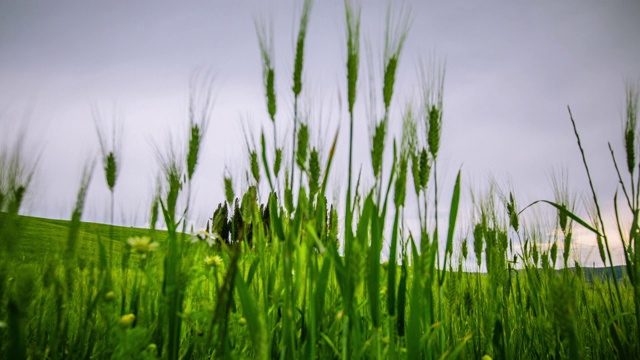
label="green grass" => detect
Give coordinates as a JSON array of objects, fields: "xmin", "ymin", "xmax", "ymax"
[
  {"xmin": 1, "ymin": 213, "xmax": 157, "ymax": 264},
  {"xmin": 0, "ymin": 210, "xmax": 637, "ymax": 359}
]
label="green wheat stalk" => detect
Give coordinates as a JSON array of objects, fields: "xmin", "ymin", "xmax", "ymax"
[
  {"xmin": 92, "ymin": 105, "xmax": 123, "ymax": 264},
  {"xmin": 290, "ymin": 0, "xmax": 313, "ymax": 188}
]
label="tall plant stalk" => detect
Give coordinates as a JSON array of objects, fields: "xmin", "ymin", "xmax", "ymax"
[
  {"xmin": 92, "ymin": 106, "xmax": 122, "ymax": 263},
  {"xmin": 567, "ymin": 107, "xmax": 623, "ymax": 308},
  {"xmin": 290, "ymin": 0, "xmax": 313, "ymax": 190},
  {"xmin": 255, "ymin": 16, "xmax": 281, "ymax": 195}
]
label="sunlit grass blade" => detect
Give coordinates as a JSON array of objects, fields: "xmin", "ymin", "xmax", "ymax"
[
  {"xmin": 367, "ymin": 201, "xmax": 381, "ymax": 328},
  {"xmin": 440, "ymin": 169, "xmax": 461, "ymax": 285},
  {"xmin": 269, "ymin": 193, "xmax": 285, "ymax": 241},
  {"xmin": 406, "ymin": 236, "xmax": 422, "ymax": 359},
  {"xmin": 319, "ymin": 129, "xmax": 339, "ymax": 197},
  {"xmin": 66, "ymin": 162, "xmax": 94, "ymax": 261},
  {"xmin": 207, "ymin": 250, "xmax": 240, "ymax": 357},
  {"xmin": 520, "ymin": 199, "xmax": 601, "ymax": 237},
  {"xmin": 236, "ymin": 270, "xmax": 267, "ymax": 359},
  {"xmin": 387, "ymin": 210, "xmax": 400, "ymax": 316},
  {"xmin": 260, "ymin": 132, "xmax": 275, "ymax": 192},
  {"xmin": 396, "ymin": 249, "xmax": 408, "ymax": 337}
]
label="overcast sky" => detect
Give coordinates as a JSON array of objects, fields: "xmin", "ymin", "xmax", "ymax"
[{"xmin": 1, "ymin": 0, "xmax": 639, "ymax": 266}]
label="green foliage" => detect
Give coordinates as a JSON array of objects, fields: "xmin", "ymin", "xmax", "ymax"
[
  {"xmin": 420, "ymin": 60, "xmax": 445, "ymax": 159},
  {"xmin": 186, "ymin": 124, "xmax": 201, "ymax": 181},
  {"xmin": 274, "ymin": 147, "xmax": 282, "ymax": 176},
  {"xmin": 296, "ymin": 123, "xmax": 309, "ymax": 171},
  {"xmin": 371, "ymin": 121, "xmax": 386, "ymax": 179},
  {"xmin": 308, "ymin": 148, "xmax": 320, "ymax": 195},
  {"xmin": 255, "ymin": 17, "xmax": 276, "ymax": 123},
  {"xmin": 292, "ymin": 0, "xmax": 313, "ymax": 97},
  {"xmin": 344, "ymin": 0, "xmax": 361, "ymax": 115},
  {"xmin": 93, "ymin": 106, "xmax": 122, "ymax": 193},
  {"xmin": 104, "ymin": 152, "xmax": 118, "ymax": 191},
  {"xmin": 382, "ymin": 57, "xmax": 398, "ymax": 111},
  {"xmin": 66, "ymin": 163, "xmax": 94, "ymax": 260},
  {"xmin": 427, "ymin": 105, "xmax": 441, "ymax": 158},
  {"xmin": 624, "ymin": 84, "xmax": 638, "ymax": 175},
  {"xmin": 224, "ymin": 174, "xmax": 234, "ymax": 207},
  {"xmin": 394, "ymin": 145, "xmax": 408, "ymax": 208},
  {"xmin": 382, "ymin": 4, "xmax": 410, "ymax": 112}
]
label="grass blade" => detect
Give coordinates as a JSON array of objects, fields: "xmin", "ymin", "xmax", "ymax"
[
  {"xmin": 236, "ymin": 270, "xmax": 267, "ymax": 359},
  {"xmin": 440, "ymin": 169, "xmax": 461, "ymax": 285}
]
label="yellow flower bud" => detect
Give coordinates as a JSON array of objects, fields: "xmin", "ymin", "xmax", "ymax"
[
  {"xmin": 204, "ymin": 255, "xmax": 223, "ymax": 267},
  {"xmin": 119, "ymin": 313, "xmax": 135, "ymax": 328}
]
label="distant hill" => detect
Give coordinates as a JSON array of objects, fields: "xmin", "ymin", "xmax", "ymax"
[
  {"xmin": 568, "ymin": 265, "xmax": 627, "ymax": 282},
  {"xmin": 1, "ymin": 213, "xmax": 164, "ymax": 264}
]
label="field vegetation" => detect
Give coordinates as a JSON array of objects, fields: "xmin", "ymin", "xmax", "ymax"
[{"xmin": 1, "ymin": 1, "xmax": 639, "ymax": 359}]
